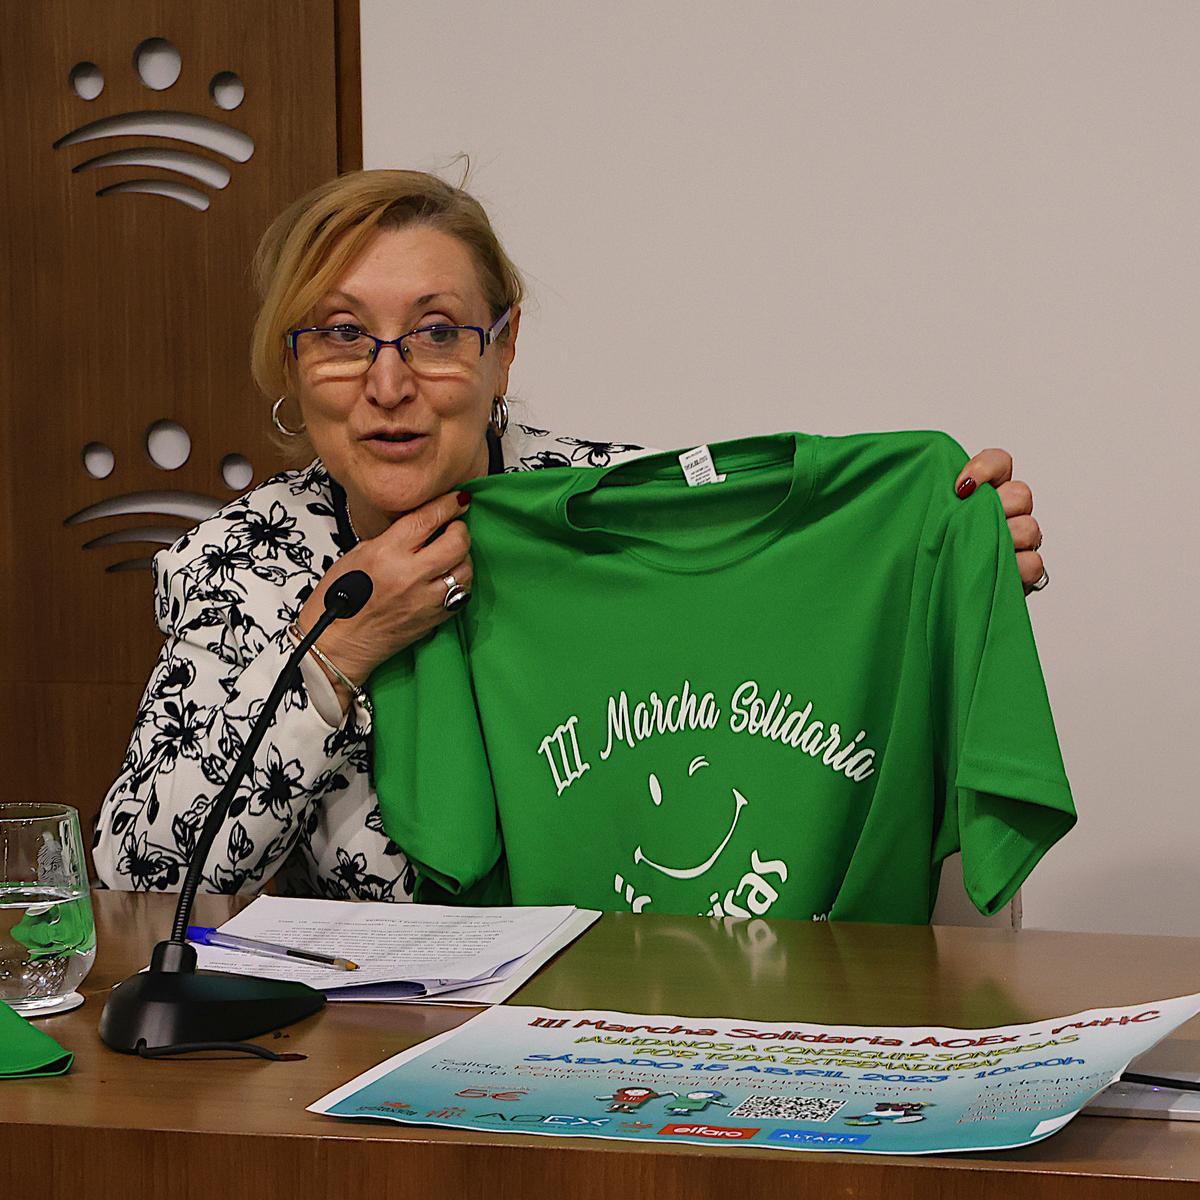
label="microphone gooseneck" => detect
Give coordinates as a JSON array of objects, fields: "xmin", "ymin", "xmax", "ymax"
[
  {"xmin": 166, "ymin": 569, "xmax": 373, "ymax": 947},
  {"xmin": 99, "ymin": 571, "xmax": 374, "ymax": 1054}
]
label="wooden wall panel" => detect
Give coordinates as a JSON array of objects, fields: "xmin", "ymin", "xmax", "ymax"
[{"xmin": 0, "ymin": 1, "xmax": 360, "ymax": 855}]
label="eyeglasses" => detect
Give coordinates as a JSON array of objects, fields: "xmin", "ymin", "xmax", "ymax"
[{"xmin": 285, "ymin": 308, "xmax": 512, "ymax": 380}]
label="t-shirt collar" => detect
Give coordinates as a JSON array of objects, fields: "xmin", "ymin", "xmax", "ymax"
[{"xmin": 556, "ymin": 432, "xmax": 818, "ymax": 573}]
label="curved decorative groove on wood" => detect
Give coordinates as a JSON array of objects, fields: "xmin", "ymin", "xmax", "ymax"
[
  {"xmin": 53, "ymin": 112, "xmax": 254, "ymax": 162},
  {"xmin": 64, "ymin": 492, "xmax": 223, "ymax": 526},
  {"xmin": 104, "ymin": 557, "xmax": 156, "ymax": 574},
  {"xmin": 73, "ymin": 148, "xmax": 231, "ymax": 189},
  {"xmin": 96, "ymin": 179, "xmax": 210, "ymax": 210},
  {"xmin": 81, "ymin": 525, "xmax": 186, "ymax": 549}
]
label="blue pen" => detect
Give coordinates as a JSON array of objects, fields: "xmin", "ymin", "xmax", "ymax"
[{"xmin": 186, "ymin": 925, "xmax": 359, "ymax": 971}]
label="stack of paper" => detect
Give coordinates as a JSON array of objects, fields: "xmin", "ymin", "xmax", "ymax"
[{"xmin": 188, "ymin": 896, "xmax": 598, "ymax": 1003}]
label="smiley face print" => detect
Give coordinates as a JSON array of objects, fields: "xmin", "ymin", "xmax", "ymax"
[{"xmin": 612, "ymin": 755, "xmax": 788, "ymax": 917}]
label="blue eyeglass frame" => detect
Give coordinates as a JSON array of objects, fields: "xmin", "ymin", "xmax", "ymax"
[{"xmin": 285, "ymin": 307, "xmax": 513, "ymax": 365}]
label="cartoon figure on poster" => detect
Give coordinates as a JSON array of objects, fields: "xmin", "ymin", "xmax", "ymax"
[
  {"xmin": 844, "ymin": 1101, "xmax": 933, "ymax": 1127},
  {"xmin": 596, "ymin": 1086, "xmax": 677, "ymax": 1112},
  {"xmin": 663, "ymin": 1090, "xmax": 733, "ymax": 1116}
]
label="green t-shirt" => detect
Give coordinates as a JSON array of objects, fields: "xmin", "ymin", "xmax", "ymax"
[{"xmin": 370, "ymin": 431, "xmax": 1075, "ymax": 923}]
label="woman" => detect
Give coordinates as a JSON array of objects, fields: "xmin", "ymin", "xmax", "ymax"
[{"xmin": 92, "ymin": 170, "xmax": 1048, "ymax": 899}]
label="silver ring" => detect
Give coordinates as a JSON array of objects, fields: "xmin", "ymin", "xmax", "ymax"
[
  {"xmin": 1028, "ymin": 567, "xmax": 1050, "ymax": 593},
  {"xmin": 442, "ymin": 573, "xmax": 470, "ymax": 611}
]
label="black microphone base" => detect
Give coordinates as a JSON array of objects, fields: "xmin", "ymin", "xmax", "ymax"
[{"xmin": 99, "ymin": 964, "xmax": 326, "ymax": 1053}]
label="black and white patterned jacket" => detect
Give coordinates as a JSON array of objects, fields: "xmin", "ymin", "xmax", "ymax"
[{"xmin": 92, "ymin": 424, "xmax": 648, "ymax": 899}]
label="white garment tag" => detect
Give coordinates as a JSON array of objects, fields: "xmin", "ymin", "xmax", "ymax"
[{"xmin": 677, "ymin": 445, "xmax": 727, "ymax": 486}]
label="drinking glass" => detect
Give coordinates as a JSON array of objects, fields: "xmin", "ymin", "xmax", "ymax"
[{"xmin": 0, "ymin": 804, "xmax": 96, "ymax": 1015}]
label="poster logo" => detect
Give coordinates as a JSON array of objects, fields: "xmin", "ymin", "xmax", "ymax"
[
  {"xmin": 768, "ymin": 1129, "xmax": 870, "ymax": 1146},
  {"xmin": 659, "ymin": 1123, "xmax": 760, "ymax": 1140}
]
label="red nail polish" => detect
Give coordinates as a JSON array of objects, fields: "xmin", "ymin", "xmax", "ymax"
[
  {"xmin": 457, "ymin": 490, "xmax": 471, "ymax": 506},
  {"xmin": 956, "ymin": 477, "xmax": 977, "ymax": 498}
]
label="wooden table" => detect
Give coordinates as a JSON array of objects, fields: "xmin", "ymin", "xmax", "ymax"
[{"xmin": 3, "ymin": 892, "xmax": 1199, "ymax": 1199}]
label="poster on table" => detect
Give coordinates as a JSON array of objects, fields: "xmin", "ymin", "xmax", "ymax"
[{"xmin": 310, "ymin": 993, "xmax": 1200, "ymax": 1154}]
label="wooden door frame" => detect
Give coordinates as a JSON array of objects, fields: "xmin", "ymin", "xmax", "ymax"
[{"xmin": 335, "ymin": 0, "xmax": 362, "ymax": 173}]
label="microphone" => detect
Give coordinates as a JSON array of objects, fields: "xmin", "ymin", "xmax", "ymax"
[
  {"xmin": 99, "ymin": 571, "xmax": 374, "ymax": 1055},
  {"xmin": 323, "ymin": 569, "xmax": 373, "ymax": 619}
]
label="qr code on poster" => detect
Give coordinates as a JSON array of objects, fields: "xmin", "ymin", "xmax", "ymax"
[{"xmin": 730, "ymin": 1095, "xmax": 847, "ymax": 1123}]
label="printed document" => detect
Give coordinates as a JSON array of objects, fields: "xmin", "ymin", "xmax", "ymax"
[{"xmin": 189, "ymin": 896, "xmax": 598, "ymax": 1001}]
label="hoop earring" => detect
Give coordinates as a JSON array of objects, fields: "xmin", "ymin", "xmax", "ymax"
[
  {"xmin": 489, "ymin": 394, "xmax": 509, "ymax": 438},
  {"xmin": 272, "ymin": 396, "xmax": 305, "ymax": 437}
]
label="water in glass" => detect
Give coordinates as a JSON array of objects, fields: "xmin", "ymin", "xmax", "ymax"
[{"xmin": 0, "ymin": 804, "xmax": 96, "ymax": 1014}]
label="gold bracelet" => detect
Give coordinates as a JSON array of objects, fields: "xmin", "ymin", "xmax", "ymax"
[{"xmin": 287, "ymin": 621, "xmax": 373, "ymax": 716}]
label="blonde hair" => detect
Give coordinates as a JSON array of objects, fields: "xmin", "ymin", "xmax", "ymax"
[{"xmin": 250, "ymin": 169, "xmax": 525, "ymax": 414}]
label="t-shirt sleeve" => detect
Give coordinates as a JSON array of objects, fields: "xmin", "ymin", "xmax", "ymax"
[
  {"xmin": 369, "ymin": 618, "xmax": 504, "ymax": 899},
  {"xmin": 928, "ymin": 489, "xmax": 1076, "ymax": 916}
]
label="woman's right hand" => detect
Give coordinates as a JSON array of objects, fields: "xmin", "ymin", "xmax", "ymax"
[{"xmin": 296, "ymin": 489, "xmax": 473, "ymax": 711}]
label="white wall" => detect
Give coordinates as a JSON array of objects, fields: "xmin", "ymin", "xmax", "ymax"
[{"xmin": 361, "ymin": 1, "xmax": 1200, "ymax": 936}]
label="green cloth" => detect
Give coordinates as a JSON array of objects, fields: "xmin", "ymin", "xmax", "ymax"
[
  {"xmin": 371, "ymin": 431, "xmax": 1075, "ymax": 922},
  {"xmin": 0, "ymin": 1000, "xmax": 73, "ymax": 1077}
]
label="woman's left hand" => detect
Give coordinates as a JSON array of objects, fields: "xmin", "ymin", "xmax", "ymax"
[{"xmin": 954, "ymin": 448, "xmax": 1046, "ymax": 594}]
